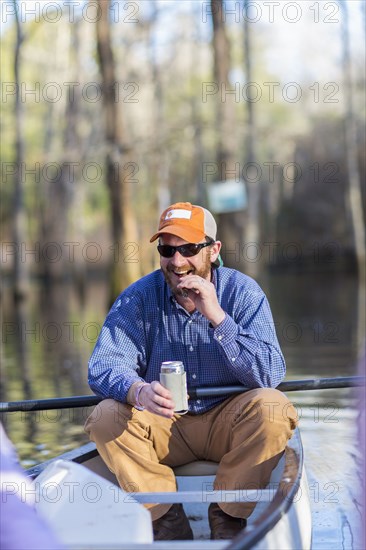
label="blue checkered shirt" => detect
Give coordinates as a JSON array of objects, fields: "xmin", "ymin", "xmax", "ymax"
[{"xmin": 88, "ymin": 267, "xmax": 286, "ymax": 414}]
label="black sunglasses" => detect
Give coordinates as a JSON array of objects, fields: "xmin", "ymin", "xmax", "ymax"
[{"xmin": 157, "ymin": 241, "xmax": 214, "ymax": 258}]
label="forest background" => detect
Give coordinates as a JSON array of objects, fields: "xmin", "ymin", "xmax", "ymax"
[{"xmin": 0, "ymin": 0, "xmax": 365, "ymax": 453}]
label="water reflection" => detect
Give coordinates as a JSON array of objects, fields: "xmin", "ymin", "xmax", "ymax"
[
  {"xmin": 263, "ymin": 271, "xmax": 361, "ymax": 377},
  {"xmin": 1, "ymin": 271, "xmax": 363, "ymax": 462},
  {"xmin": 6, "ymin": 298, "xmax": 36, "ymax": 443},
  {"xmin": 2, "ymin": 278, "xmax": 108, "ymax": 463}
]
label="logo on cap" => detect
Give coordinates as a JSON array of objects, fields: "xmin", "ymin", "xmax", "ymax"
[{"xmin": 164, "ymin": 209, "xmax": 192, "ymax": 221}]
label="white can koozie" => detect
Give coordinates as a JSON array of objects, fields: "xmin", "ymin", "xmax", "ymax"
[{"xmin": 160, "ymin": 361, "xmax": 189, "ymax": 414}]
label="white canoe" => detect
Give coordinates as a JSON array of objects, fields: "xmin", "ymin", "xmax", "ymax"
[{"xmin": 27, "ymin": 427, "xmax": 312, "ymax": 549}]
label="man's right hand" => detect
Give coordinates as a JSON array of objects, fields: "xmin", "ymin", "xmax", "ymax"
[{"xmin": 132, "ymin": 381, "xmax": 176, "ymax": 418}]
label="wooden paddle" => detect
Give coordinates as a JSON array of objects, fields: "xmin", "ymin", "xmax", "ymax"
[{"xmin": 0, "ymin": 376, "xmax": 364, "ymax": 413}]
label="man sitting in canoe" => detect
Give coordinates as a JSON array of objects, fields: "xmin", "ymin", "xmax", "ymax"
[{"xmin": 85, "ymin": 202, "xmax": 298, "ymax": 541}]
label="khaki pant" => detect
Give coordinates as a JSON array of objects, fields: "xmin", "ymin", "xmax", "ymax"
[{"xmin": 84, "ymin": 388, "xmax": 298, "ymax": 521}]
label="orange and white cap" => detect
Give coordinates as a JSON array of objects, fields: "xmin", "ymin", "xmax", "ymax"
[{"xmin": 150, "ymin": 202, "xmax": 217, "ymax": 244}]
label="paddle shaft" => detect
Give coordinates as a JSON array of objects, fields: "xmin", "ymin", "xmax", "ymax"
[
  {"xmin": 0, "ymin": 376, "xmax": 364, "ymax": 413},
  {"xmin": 191, "ymin": 375, "xmax": 366, "ymax": 398}
]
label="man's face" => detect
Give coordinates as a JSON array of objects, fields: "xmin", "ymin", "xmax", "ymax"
[{"xmin": 159, "ymin": 234, "xmax": 214, "ymax": 295}]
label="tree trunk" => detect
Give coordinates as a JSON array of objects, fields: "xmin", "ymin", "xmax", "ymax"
[
  {"xmin": 340, "ymin": 1, "xmax": 366, "ymax": 366},
  {"xmin": 340, "ymin": 1, "xmax": 366, "ymax": 280},
  {"xmin": 210, "ymin": 0, "xmax": 246, "ymax": 272},
  {"xmin": 147, "ymin": 1, "xmax": 170, "ymax": 272},
  {"xmin": 96, "ymin": 0, "xmax": 140, "ymax": 302},
  {"xmin": 242, "ymin": 1, "xmax": 260, "ymax": 278},
  {"xmin": 12, "ymin": 2, "xmax": 33, "ymax": 414},
  {"xmin": 40, "ymin": 22, "xmax": 75, "ymax": 281},
  {"xmin": 211, "ymin": 0, "xmax": 236, "ymax": 171},
  {"xmin": 13, "ymin": 0, "xmax": 28, "ymax": 301}
]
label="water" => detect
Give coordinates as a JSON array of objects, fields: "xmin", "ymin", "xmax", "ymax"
[
  {"xmin": 1, "ymin": 271, "xmax": 365, "ymax": 549},
  {"xmin": 292, "ymin": 391, "xmax": 363, "ymax": 549},
  {"xmin": 266, "ymin": 271, "xmax": 365, "ymax": 549}
]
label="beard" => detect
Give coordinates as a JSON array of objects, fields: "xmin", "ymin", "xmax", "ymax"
[{"xmin": 161, "ymin": 252, "xmax": 212, "ymax": 296}]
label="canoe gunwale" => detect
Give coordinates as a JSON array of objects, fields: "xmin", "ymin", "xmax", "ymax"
[
  {"xmin": 26, "ymin": 429, "xmax": 307, "ymax": 549},
  {"xmin": 226, "ymin": 428, "xmax": 305, "ymax": 550},
  {"xmin": 26, "ymin": 442, "xmax": 98, "ymax": 479}
]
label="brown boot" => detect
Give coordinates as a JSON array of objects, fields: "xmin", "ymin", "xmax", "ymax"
[
  {"xmin": 152, "ymin": 503, "xmax": 194, "ymax": 541},
  {"xmin": 208, "ymin": 503, "xmax": 247, "ymax": 540}
]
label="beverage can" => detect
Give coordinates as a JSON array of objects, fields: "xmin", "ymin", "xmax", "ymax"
[
  {"xmin": 160, "ymin": 361, "xmax": 188, "ymax": 414},
  {"xmin": 160, "ymin": 361, "xmax": 184, "ymax": 374}
]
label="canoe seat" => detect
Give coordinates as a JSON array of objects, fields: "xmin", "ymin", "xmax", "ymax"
[{"xmin": 173, "ymin": 460, "xmax": 218, "ymax": 476}]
